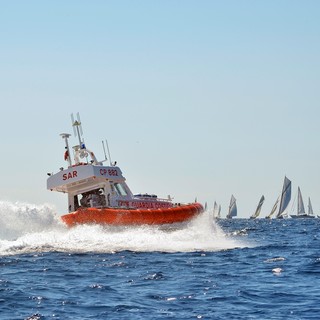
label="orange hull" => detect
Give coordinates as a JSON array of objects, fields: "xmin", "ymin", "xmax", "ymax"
[{"xmin": 61, "ymin": 203, "xmax": 204, "ymax": 227}]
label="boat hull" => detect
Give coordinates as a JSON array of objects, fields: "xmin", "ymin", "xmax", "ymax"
[
  {"xmin": 290, "ymin": 214, "xmax": 315, "ymax": 219},
  {"xmin": 61, "ymin": 203, "xmax": 204, "ymax": 227}
]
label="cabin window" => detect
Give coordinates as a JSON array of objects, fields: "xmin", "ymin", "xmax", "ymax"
[
  {"xmin": 114, "ymin": 183, "xmax": 127, "ymax": 196},
  {"xmin": 79, "ymin": 188, "xmax": 106, "ymax": 208}
]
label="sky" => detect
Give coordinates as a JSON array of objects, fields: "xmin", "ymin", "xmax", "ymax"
[{"xmin": 0, "ymin": 1, "xmax": 319, "ymax": 218}]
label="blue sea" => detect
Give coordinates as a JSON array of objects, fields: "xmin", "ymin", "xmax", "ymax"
[{"xmin": 1, "ymin": 201, "xmax": 320, "ymax": 319}]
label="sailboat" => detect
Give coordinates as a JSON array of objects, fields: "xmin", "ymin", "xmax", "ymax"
[
  {"xmin": 213, "ymin": 202, "xmax": 218, "ymax": 219},
  {"xmin": 250, "ymin": 195, "xmax": 265, "ymax": 219},
  {"xmin": 265, "ymin": 197, "xmax": 279, "ymax": 219},
  {"xmin": 290, "ymin": 188, "xmax": 315, "ymax": 218},
  {"xmin": 308, "ymin": 198, "xmax": 316, "ymax": 218},
  {"xmin": 226, "ymin": 195, "xmax": 237, "ymax": 219},
  {"xmin": 276, "ymin": 176, "xmax": 292, "ymax": 219},
  {"xmin": 213, "ymin": 201, "xmax": 221, "ymax": 219}
]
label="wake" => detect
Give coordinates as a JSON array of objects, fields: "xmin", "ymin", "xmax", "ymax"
[{"xmin": 0, "ymin": 200, "xmax": 245, "ymax": 256}]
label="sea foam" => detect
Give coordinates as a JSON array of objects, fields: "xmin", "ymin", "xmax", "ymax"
[{"xmin": 0, "ymin": 201, "xmax": 245, "ymax": 256}]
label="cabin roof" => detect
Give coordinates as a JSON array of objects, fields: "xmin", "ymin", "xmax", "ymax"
[{"xmin": 47, "ymin": 164, "xmax": 124, "ymax": 193}]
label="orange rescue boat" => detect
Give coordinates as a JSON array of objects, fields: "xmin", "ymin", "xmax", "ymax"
[
  {"xmin": 47, "ymin": 114, "xmax": 204, "ymax": 227},
  {"xmin": 61, "ymin": 203, "xmax": 204, "ymax": 227}
]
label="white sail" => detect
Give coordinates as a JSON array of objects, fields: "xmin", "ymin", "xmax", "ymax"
[
  {"xmin": 308, "ymin": 197, "xmax": 314, "ymax": 216},
  {"xmin": 276, "ymin": 176, "xmax": 291, "ymax": 219},
  {"xmin": 218, "ymin": 204, "xmax": 221, "ymax": 218},
  {"xmin": 266, "ymin": 198, "xmax": 279, "ymax": 219},
  {"xmin": 250, "ymin": 195, "xmax": 265, "ymax": 219},
  {"xmin": 227, "ymin": 195, "xmax": 237, "ymax": 218},
  {"xmin": 297, "ymin": 187, "xmax": 305, "ymax": 215}
]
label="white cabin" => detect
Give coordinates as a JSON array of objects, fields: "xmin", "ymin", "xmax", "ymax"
[{"xmin": 47, "ymin": 119, "xmax": 172, "ymax": 212}]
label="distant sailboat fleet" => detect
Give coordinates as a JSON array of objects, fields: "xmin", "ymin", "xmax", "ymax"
[
  {"xmin": 290, "ymin": 187, "xmax": 315, "ymax": 218},
  {"xmin": 212, "ymin": 176, "xmax": 317, "ymax": 219}
]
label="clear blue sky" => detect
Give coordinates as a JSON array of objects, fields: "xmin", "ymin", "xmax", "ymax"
[{"xmin": 0, "ymin": 1, "xmax": 319, "ymax": 218}]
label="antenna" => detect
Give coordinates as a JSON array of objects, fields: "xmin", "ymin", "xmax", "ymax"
[
  {"xmin": 77, "ymin": 112, "xmax": 83, "ymax": 136},
  {"xmin": 71, "ymin": 112, "xmax": 84, "ymax": 148},
  {"xmin": 71, "ymin": 113, "xmax": 76, "ymax": 136},
  {"xmin": 105, "ymin": 139, "xmax": 112, "ymax": 166},
  {"xmin": 102, "ymin": 140, "xmax": 108, "ymax": 162}
]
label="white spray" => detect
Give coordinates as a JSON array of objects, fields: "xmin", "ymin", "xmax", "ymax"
[{"xmin": 0, "ymin": 201, "xmax": 245, "ymax": 256}]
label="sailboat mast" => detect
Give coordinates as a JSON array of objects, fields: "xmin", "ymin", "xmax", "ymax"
[{"xmin": 278, "ymin": 180, "xmax": 285, "ymax": 217}]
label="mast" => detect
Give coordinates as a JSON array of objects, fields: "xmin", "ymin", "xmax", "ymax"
[{"xmin": 71, "ymin": 113, "xmax": 84, "ymax": 148}]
